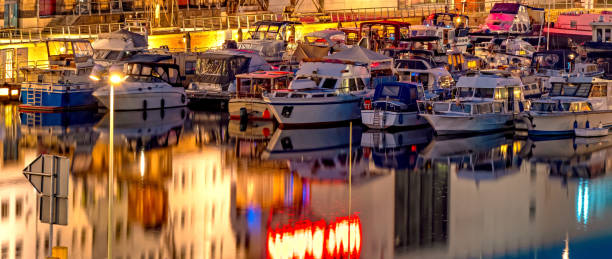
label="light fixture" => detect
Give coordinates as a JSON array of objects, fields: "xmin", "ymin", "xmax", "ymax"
[
  {"xmin": 109, "ymin": 73, "xmax": 125, "ymax": 84},
  {"xmin": 59, "ymin": 46, "xmax": 66, "ymax": 53},
  {"xmin": 89, "ymin": 64, "xmax": 106, "ymax": 82}
]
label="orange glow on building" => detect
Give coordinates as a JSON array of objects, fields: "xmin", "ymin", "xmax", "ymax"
[{"xmin": 267, "ymin": 215, "xmax": 362, "ymax": 259}]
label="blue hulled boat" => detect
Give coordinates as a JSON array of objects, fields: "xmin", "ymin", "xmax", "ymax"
[{"xmin": 19, "ymin": 39, "xmax": 98, "ymax": 111}]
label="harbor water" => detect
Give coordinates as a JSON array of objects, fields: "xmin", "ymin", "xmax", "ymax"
[{"xmin": 1, "ymin": 104, "xmax": 612, "ymax": 259}]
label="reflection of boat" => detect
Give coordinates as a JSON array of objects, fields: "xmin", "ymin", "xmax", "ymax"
[
  {"xmin": 418, "ymin": 132, "xmax": 520, "ymax": 180},
  {"xmin": 575, "ymin": 127, "xmax": 609, "ymax": 137},
  {"xmin": 362, "ymin": 128, "xmax": 433, "ymax": 170},
  {"xmin": 521, "ymin": 137, "xmax": 612, "ymax": 179},
  {"xmin": 228, "ymin": 120, "xmax": 275, "ymax": 141},
  {"xmin": 95, "ymin": 107, "xmax": 186, "ymax": 150},
  {"xmin": 262, "ymin": 126, "xmax": 362, "ymax": 160},
  {"xmin": 228, "ymin": 71, "xmax": 292, "ymax": 120},
  {"xmin": 20, "ymin": 110, "xmax": 103, "ymax": 135}
]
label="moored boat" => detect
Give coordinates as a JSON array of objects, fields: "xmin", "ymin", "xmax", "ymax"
[
  {"xmin": 361, "ymin": 82, "xmax": 428, "ymax": 129},
  {"xmin": 19, "ymin": 39, "xmax": 98, "ymax": 111},
  {"xmin": 520, "ymin": 75, "xmax": 612, "ymax": 136},
  {"xmin": 228, "ymin": 71, "xmax": 292, "ymax": 120},
  {"xmin": 418, "ymin": 72, "xmax": 525, "ymax": 135},
  {"xmin": 93, "ymin": 62, "xmax": 186, "ymax": 111}
]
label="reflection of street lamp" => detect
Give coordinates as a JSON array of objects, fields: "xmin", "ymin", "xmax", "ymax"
[{"xmin": 107, "ymin": 65, "xmax": 124, "ymax": 259}]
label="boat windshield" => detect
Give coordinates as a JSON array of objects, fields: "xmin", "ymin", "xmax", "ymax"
[
  {"xmin": 381, "ymin": 85, "xmax": 401, "ymax": 96},
  {"xmin": 458, "ymin": 87, "xmax": 474, "ymax": 98},
  {"xmin": 433, "ymin": 102, "xmax": 449, "ymax": 112},
  {"xmin": 474, "ymin": 88, "xmax": 495, "ymax": 98},
  {"xmin": 531, "ymin": 102, "xmax": 560, "ymax": 112},
  {"xmin": 450, "ymin": 103, "xmax": 472, "ymax": 113},
  {"xmin": 550, "ymin": 83, "xmax": 591, "ymax": 97},
  {"xmin": 125, "ymin": 63, "xmax": 180, "ymax": 85}
]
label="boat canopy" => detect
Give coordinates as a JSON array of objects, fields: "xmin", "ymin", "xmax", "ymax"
[
  {"xmin": 124, "ymin": 62, "xmax": 182, "ymax": 87},
  {"xmin": 325, "ymin": 46, "xmax": 393, "ymax": 70},
  {"xmin": 92, "ymin": 29, "xmax": 147, "ymax": 51},
  {"xmin": 374, "ymin": 82, "xmax": 421, "ymax": 104},
  {"xmin": 456, "ymin": 74, "xmax": 522, "ymax": 89},
  {"xmin": 195, "ymin": 50, "xmax": 269, "ymax": 85},
  {"xmin": 531, "ymin": 50, "xmax": 577, "ymax": 71}
]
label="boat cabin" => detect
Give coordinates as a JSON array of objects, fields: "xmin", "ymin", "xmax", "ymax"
[
  {"xmin": 548, "ymin": 76, "xmax": 612, "ymax": 110},
  {"xmin": 235, "ymin": 71, "xmax": 292, "ymax": 97},
  {"xmin": 246, "ymin": 21, "xmax": 302, "ymax": 42},
  {"xmin": 289, "ymin": 60, "xmax": 370, "ymax": 94},
  {"xmin": 531, "ymin": 50, "xmax": 577, "ymax": 75},
  {"xmin": 20, "ymin": 39, "xmax": 95, "ymax": 83},
  {"xmin": 358, "ymin": 21, "xmax": 411, "ymax": 51},
  {"xmin": 370, "ymin": 82, "xmax": 424, "ymax": 112},
  {"xmin": 123, "ymin": 62, "xmax": 182, "ymax": 88},
  {"xmin": 395, "ymin": 57, "xmax": 453, "ymax": 92}
]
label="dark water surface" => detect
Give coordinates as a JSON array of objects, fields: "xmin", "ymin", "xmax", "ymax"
[{"xmin": 1, "ymin": 104, "xmax": 612, "ymax": 259}]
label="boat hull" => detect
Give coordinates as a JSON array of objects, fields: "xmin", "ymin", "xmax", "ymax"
[
  {"xmin": 228, "ymin": 98, "xmax": 273, "ymax": 120},
  {"xmin": 361, "ymin": 110, "xmax": 428, "ymax": 129},
  {"xmin": 264, "ymin": 95, "xmax": 361, "ymax": 127},
  {"xmin": 19, "ymin": 83, "xmax": 97, "ymax": 111},
  {"xmin": 93, "ymin": 83, "xmax": 187, "ymax": 111},
  {"xmin": 521, "ymin": 111, "xmax": 612, "ymax": 136},
  {"xmin": 420, "ymin": 113, "xmax": 513, "ymax": 135}
]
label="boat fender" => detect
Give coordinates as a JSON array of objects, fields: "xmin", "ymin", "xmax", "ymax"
[
  {"xmin": 399, "ymin": 114, "xmax": 403, "ymax": 124},
  {"xmin": 240, "ymin": 107, "xmax": 248, "ymax": 123},
  {"xmin": 142, "ymin": 110, "xmax": 147, "ymax": 121},
  {"xmin": 573, "ymin": 121, "xmax": 578, "ymax": 129},
  {"xmin": 181, "ymin": 95, "xmax": 186, "ymax": 104},
  {"xmin": 143, "ymin": 100, "xmax": 148, "ymax": 110},
  {"xmin": 586, "ymin": 121, "xmax": 590, "ymax": 129},
  {"xmin": 161, "ymin": 99, "xmax": 165, "ymax": 109}
]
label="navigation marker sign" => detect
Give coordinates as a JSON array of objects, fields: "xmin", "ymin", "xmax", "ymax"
[{"xmin": 23, "ymin": 154, "xmax": 69, "ymax": 198}]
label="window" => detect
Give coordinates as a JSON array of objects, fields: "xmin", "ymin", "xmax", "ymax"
[
  {"xmin": 15, "ymin": 198, "xmax": 22, "ymax": 217},
  {"xmin": 591, "ymin": 84, "xmax": 607, "ymax": 97},
  {"xmin": 106, "ymin": 51, "xmax": 121, "ymax": 60},
  {"xmin": 606, "ymin": 29, "xmax": 612, "ymax": 42},
  {"xmin": 450, "ymin": 103, "xmax": 471, "ymax": 114},
  {"xmin": 493, "ymin": 102, "xmax": 503, "ymax": 112},
  {"xmin": 356, "ymin": 78, "xmax": 366, "ymax": 90},
  {"xmin": 474, "ymin": 88, "xmax": 494, "ymax": 98},
  {"xmin": 1, "ymin": 201, "xmax": 7, "ymax": 219},
  {"xmin": 185, "ymin": 61, "xmax": 196, "ymax": 75},
  {"xmin": 321, "ymin": 78, "xmax": 337, "ymax": 89},
  {"xmin": 458, "ymin": 88, "xmax": 473, "ymax": 98},
  {"xmin": 381, "ymin": 85, "xmax": 400, "ymax": 97},
  {"xmin": 433, "ymin": 103, "xmax": 449, "ymax": 112},
  {"xmin": 348, "ymin": 78, "xmax": 357, "ymax": 91},
  {"xmin": 570, "ymin": 20, "xmax": 577, "ymax": 28}
]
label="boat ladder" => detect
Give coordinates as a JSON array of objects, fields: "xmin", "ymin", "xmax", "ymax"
[
  {"xmin": 25, "ymin": 88, "xmax": 43, "ymax": 106},
  {"xmin": 25, "ymin": 112, "xmax": 41, "ymax": 127},
  {"xmin": 372, "ymin": 109, "xmax": 385, "ymax": 128}
]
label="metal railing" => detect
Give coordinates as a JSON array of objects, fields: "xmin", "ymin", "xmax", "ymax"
[{"xmin": 1, "ymin": 1, "xmax": 610, "ymax": 44}]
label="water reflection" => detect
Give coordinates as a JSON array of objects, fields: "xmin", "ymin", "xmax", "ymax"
[{"xmin": 2, "ymin": 104, "xmax": 612, "ymax": 258}]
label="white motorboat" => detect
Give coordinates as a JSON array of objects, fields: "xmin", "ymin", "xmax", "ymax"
[
  {"xmin": 361, "ymin": 82, "xmax": 428, "ymax": 129},
  {"xmin": 409, "ymin": 13, "xmax": 471, "ymax": 54},
  {"xmin": 418, "ymin": 72, "xmax": 526, "ymax": 135},
  {"xmin": 521, "ymin": 75, "xmax": 612, "ymax": 136},
  {"xmin": 239, "ymin": 21, "xmax": 302, "ymax": 63},
  {"xmin": 228, "ymin": 71, "xmax": 292, "ymax": 120},
  {"xmin": 263, "ymin": 60, "xmax": 371, "ymax": 127},
  {"xmin": 92, "ymin": 29, "xmax": 148, "ymax": 66},
  {"xmin": 93, "ymin": 62, "xmax": 187, "ymax": 110},
  {"xmin": 264, "ymin": 91, "xmax": 361, "ymax": 127}
]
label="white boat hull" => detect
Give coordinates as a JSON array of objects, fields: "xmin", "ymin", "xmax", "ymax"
[
  {"xmin": 264, "ymin": 95, "xmax": 361, "ymax": 127},
  {"xmin": 361, "ymin": 110, "xmax": 428, "ymax": 129},
  {"xmin": 93, "ymin": 82, "xmax": 187, "ymax": 111},
  {"xmin": 420, "ymin": 113, "xmax": 513, "ymax": 135},
  {"xmin": 228, "ymin": 98, "xmax": 274, "ymax": 120},
  {"xmin": 521, "ymin": 111, "xmax": 612, "ymax": 136},
  {"xmin": 575, "ymin": 128, "xmax": 609, "ymax": 137}
]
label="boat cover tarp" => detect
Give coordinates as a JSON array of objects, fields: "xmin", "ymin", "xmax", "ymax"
[
  {"xmin": 374, "ymin": 82, "xmax": 420, "ymax": 107},
  {"xmin": 292, "ymin": 43, "xmax": 330, "ymax": 62},
  {"xmin": 490, "ymin": 3, "xmax": 520, "ymax": 14},
  {"xmin": 325, "ymin": 46, "xmax": 393, "ymax": 70},
  {"xmin": 93, "ymin": 29, "xmax": 147, "ymax": 51},
  {"xmin": 195, "ymin": 53, "xmax": 251, "ymax": 85}
]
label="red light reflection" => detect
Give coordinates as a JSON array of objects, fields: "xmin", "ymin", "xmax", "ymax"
[{"xmin": 267, "ymin": 215, "xmax": 362, "ymax": 259}]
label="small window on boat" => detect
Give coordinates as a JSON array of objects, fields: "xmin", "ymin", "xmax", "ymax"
[
  {"xmin": 326, "ymin": 93, "xmax": 337, "ymax": 97},
  {"xmin": 185, "ymin": 61, "xmax": 196, "ymax": 75},
  {"xmin": 344, "ymin": 78, "xmax": 358, "ymax": 91},
  {"xmin": 606, "ymin": 29, "xmax": 612, "ymax": 42},
  {"xmin": 569, "ymin": 103, "xmax": 580, "ymax": 112},
  {"xmin": 433, "ymin": 103, "xmax": 449, "ymax": 112},
  {"xmin": 169, "ymin": 68, "xmax": 179, "ymax": 84},
  {"xmin": 570, "ymin": 20, "xmax": 577, "ymax": 28},
  {"xmin": 450, "ymin": 103, "xmax": 471, "ymax": 114},
  {"xmin": 312, "ymin": 94, "xmax": 325, "ymax": 98},
  {"xmin": 591, "ymin": 84, "xmax": 607, "ymax": 97},
  {"xmin": 321, "ymin": 78, "xmax": 337, "ymax": 89},
  {"xmin": 381, "ymin": 85, "xmax": 400, "ymax": 97},
  {"xmin": 479, "ymin": 103, "xmax": 492, "ymax": 113},
  {"xmin": 356, "ymin": 78, "xmax": 366, "ymax": 90},
  {"xmin": 474, "ymin": 88, "xmax": 494, "ymax": 98},
  {"xmin": 458, "ymin": 87, "xmax": 473, "ymax": 98},
  {"xmin": 291, "ymin": 93, "xmax": 304, "ymax": 98},
  {"xmin": 106, "ymin": 51, "xmax": 121, "ymax": 60},
  {"xmin": 493, "ymin": 102, "xmax": 503, "ymax": 112}
]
